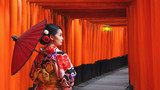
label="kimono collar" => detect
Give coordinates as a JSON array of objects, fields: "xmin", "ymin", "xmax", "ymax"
[{"xmin": 40, "ymin": 46, "xmax": 57, "ymax": 54}]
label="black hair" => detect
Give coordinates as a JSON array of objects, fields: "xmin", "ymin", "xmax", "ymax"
[{"xmin": 40, "ymin": 24, "xmax": 62, "ymax": 45}]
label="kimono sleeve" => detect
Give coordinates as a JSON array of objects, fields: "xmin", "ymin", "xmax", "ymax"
[{"xmin": 56, "ymin": 52, "xmax": 77, "ymax": 88}]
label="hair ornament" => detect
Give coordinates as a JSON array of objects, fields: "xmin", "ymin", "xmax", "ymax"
[
  {"xmin": 44, "ymin": 29, "xmax": 49, "ymax": 35},
  {"xmin": 42, "ymin": 36, "xmax": 50, "ymax": 43}
]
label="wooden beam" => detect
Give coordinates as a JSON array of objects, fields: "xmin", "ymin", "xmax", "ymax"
[
  {"xmin": 69, "ymin": 17, "xmax": 125, "ymax": 20},
  {"xmin": 89, "ymin": 20, "xmax": 126, "ymax": 23},
  {"xmin": 28, "ymin": 0, "xmax": 133, "ymax": 3},
  {"xmin": 71, "ymin": 16, "xmax": 126, "ymax": 19},
  {"xmin": 54, "ymin": 9, "xmax": 126, "ymax": 18},
  {"xmin": 81, "ymin": 17, "xmax": 126, "ymax": 20},
  {"xmin": 91, "ymin": 22, "xmax": 126, "ymax": 26},
  {"xmin": 110, "ymin": 24, "xmax": 127, "ymax": 26},
  {"xmin": 68, "ymin": 15, "xmax": 127, "ymax": 25},
  {"xmin": 53, "ymin": 9, "xmax": 126, "ymax": 13},
  {"xmin": 40, "ymin": 2, "xmax": 130, "ymax": 9},
  {"xmin": 84, "ymin": 17, "xmax": 126, "ymax": 25},
  {"xmin": 58, "ymin": 12, "xmax": 126, "ymax": 18},
  {"xmin": 87, "ymin": 18, "xmax": 126, "ymax": 22}
]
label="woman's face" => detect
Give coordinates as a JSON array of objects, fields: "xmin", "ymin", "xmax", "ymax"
[{"xmin": 52, "ymin": 29, "xmax": 63, "ymax": 46}]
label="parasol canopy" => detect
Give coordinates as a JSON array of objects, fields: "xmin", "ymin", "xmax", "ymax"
[{"xmin": 11, "ymin": 19, "xmax": 47, "ymax": 75}]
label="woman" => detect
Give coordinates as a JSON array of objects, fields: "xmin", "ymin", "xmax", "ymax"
[{"xmin": 30, "ymin": 24, "xmax": 76, "ymax": 90}]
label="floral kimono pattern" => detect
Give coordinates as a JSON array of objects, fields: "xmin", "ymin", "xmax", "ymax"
[{"xmin": 30, "ymin": 46, "xmax": 76, "ymax": 90}]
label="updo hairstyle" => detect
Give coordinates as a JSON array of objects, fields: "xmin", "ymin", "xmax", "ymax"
[{"xmin": 40, "ymin": 24, "xmax": 61, "ymax": 45}]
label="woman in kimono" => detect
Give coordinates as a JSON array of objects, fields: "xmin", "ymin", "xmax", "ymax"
[{"xmin": 30, "ymin": 24, "xmax": 76, "ymax": 90}]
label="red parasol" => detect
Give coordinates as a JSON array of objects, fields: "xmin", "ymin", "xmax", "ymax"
[{"xmin": 11, "ymin": 19, "xmax": 47, "ymax": 75}]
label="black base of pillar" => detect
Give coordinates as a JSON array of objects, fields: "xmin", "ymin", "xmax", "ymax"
[
  {"xmin": 129, "ymin": 80, "xmax": 134, "ymax": 90},
  {"xmin": 74, "ymin": 55, "xmax": 128, "ymax": 86}
]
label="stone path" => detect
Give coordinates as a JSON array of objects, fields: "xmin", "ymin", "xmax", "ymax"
[{"xmin": 73, "ymin": 67, "xmax": 129, "ymax": 90}]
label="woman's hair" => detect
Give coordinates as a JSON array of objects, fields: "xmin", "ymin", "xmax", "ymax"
[{"xmin": 40, "ymin": 24, "xmax": 62, "ymax": 45}]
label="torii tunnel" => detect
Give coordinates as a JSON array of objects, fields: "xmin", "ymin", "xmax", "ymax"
[{"xmin": 0, "ymin": 0, "xmax": 160, "ymax": 90}]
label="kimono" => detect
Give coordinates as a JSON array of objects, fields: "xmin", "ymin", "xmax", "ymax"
[{"xmin": 30, "ymin": 46, "xmax": 76, "ymax": 90}]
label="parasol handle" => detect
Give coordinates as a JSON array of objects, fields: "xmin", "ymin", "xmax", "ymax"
[{"xmin": 33, "ymin": 49, "xmax": 39, "ymax": 53}]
